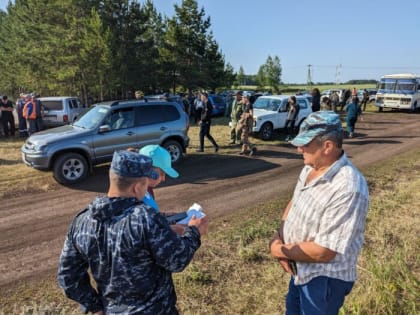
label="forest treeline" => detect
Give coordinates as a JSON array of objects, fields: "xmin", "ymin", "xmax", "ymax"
[{"xmin": 0, "ymin": 0, "xmax": 235, "ymax": 103}]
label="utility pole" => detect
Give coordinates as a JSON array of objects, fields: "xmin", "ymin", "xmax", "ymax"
[
  {"xmin": 306, "ymin": 64, "xmax": 312, "ymax": 90},
  {"xmin": 335, "ymin": 64, "xmax": 342, "ymax": 85}
]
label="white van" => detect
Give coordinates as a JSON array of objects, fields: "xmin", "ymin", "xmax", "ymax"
[{"xmin": 39, "ymin": 97, "xmax": 86, "ymax": 127}]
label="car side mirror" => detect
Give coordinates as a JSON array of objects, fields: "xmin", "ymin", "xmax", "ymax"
[{"xmin": 99, "ymin": 124, "xmax": 111, "ymax": 133}]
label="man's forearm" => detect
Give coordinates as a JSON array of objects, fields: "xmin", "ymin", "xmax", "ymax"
[{"xmin": 270, "ymin": 240, "xmax": 336, "ymax": 263}]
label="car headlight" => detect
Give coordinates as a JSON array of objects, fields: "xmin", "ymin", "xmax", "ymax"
[
  {"xmin": 34, "ymin": 144, "xmax": 47, "ymax": 151},
  {"xmin": 25, "ymin": 140, "xmax": 47, "ymax": 152}
]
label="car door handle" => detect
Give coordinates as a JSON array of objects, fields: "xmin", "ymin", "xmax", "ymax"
[
  {"xmin": 160, "ymin": 126, "xmax": 168, "ymax": 131},
  {"xmin": 126, "ymin": 131, "xmax": 135, "ymax": 136}
]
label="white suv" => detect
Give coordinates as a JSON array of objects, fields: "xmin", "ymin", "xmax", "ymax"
[{"xmin": 252, "ymin": 95, "xmax": 311, "ymax": 140}]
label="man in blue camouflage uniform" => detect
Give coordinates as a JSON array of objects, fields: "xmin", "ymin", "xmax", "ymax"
[{"xmin": 57, "ymin": 150, "xmax": 209, "ymax": 315}]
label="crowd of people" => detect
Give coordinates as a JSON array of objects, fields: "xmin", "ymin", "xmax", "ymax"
[
  {"xmin": 0, "ymin": 85, "xmax": 370, "ymax": 314},
  {"xmin": 57, "ymin": 108, "xmax": 369, "ymax": 314},
  {"xmin": 0, "ymin": 92, "xmax": 45, "ymax": 138}
]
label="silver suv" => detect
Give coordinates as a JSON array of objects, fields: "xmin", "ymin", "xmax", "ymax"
[
  {"xmin": 40, "ymin": 96, "xmax": 86, "ymax": 128},
  {"xmin": 21, "ymin": 100, "xmax": 190, "ymax": 184}
]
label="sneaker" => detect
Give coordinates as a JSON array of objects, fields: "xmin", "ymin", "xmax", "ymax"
[
  {"xmin": 249, "ymin": 147, "xmax": 257, "ymax": 156},
  {"xmin": 214, "ymin": 145, "xmax": 219, "ymax": 153}
]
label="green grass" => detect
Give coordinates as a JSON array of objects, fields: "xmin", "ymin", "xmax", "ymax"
[{"xmin": 1, "ymin": 144, "xmax": 419, "ymax": 314}]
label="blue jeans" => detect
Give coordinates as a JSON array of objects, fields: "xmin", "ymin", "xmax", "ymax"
[{"xmin": 285, "ymin": 276, "xmax": 354, "ymax": 315}]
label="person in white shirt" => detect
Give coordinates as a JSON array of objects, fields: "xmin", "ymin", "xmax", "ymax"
[{"xmin": 270, "ymin": 111, "xmax": 369, "ymax": 315}]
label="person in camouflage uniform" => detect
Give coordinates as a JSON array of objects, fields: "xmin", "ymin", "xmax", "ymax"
[
  {"xmin": 229, "ymin": 91, "xmax": 244, "ymax": 144},
  {"xmin": 236, "ymin": 94, "xmax": 257, "ymax": 156},
  {"xmin": 57, "ymin": 150, "xmax": 209, "ymax": 315}
]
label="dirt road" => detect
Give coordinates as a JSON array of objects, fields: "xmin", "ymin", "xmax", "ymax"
[{"xmin": 0, "ymin": 112, "xmax": 419, "ymax": 289}]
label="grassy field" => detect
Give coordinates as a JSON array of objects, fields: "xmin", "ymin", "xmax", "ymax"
[{"xmin": 1, "ymin": 103, "xmax": 418, "ymax": 314}]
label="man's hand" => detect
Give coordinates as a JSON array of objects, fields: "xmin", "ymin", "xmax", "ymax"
[
  {"xmin": 278, "ymin": 259, "xmax": 294, "ymax": 274},
  {"xmin": 188, "ymin": 215, "xmax": 208, "ymax": 236}
]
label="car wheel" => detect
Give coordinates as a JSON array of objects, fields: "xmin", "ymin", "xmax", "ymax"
[
  {"xmin": 259, "ymin": 122, "xmax": 273, "ymax": 140},
  {"xmin": 53, "ymin": 153, "xmax": 88, "ymax": 185},
  {"xmin": 163, "ymin": 140, "xmax": 183, "ymax": 164}
]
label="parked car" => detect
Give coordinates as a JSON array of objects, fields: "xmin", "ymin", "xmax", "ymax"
[
  {"xmin": 252, "ymin": 95, "xmax": 312, "ymax": 140},
  {"xmin": 21, "ymin": 100, "xmax": 190, "ymax": 184},
  {"xmin": 208, "ymin": 94, "xmax": 226, "ymax": 116},
  {"xmin": 39, "ymin": 96, "xmax": 86, "ymax": 128}
]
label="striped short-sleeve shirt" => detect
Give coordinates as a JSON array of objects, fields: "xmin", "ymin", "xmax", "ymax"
[{"xmin": 283, "ymin": 153, "xmax": 369, "ymax": 285}]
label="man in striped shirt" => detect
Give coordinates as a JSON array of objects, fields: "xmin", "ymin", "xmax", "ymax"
[{"xmin": 270, "ymin": 111, "xmax": 369, "ymax": 315}]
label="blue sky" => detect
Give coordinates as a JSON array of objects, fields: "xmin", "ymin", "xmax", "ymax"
[{"xmin": 1, "ymin": 0, "xmax": 419, "ymax": 83}]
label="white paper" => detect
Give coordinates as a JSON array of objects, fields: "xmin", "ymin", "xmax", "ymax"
[{"xmin": 177, "ymin": 203, "xmax": 205, "ymax": 224}]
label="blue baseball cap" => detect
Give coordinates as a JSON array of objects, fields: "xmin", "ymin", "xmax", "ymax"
[
  {"xmin": 110, "ymin": 150, "xmax": 159, "ymax": 179},
  {"xmin": 139, "ymin": 145, "xmax": 179, "ymax": 178},
  {"xmin": 291, "ymin": 111, "xmax": 343, "ymax": 147}
]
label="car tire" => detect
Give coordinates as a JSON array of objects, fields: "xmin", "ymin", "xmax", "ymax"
[
  {"xmin": 260, "ymin": 122, "xmax": 273, "ymax": 140},
  {"xmin": 53, "ymin": 153, "xmax": 88, "ymax": 185},
  {"xmin": 163, "ymin": 140, "xmax": 183, "ymax": 164}
]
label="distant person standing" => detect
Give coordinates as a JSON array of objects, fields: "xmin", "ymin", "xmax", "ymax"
[
  {"xmin": 23, "ymin": 94, "xmax": 38, "ymax": 135},
  {"xmin": 34, "ymin": 94, "xmax": 45, "ymax": 132},
  {"xmin": 224, "ymin": 92, "xmax": 234, "ymax": 118},
  {"xmin": 16, "ymin": 93, "xmax": 28, "ymax": 138},
  {"xmin": 329, "ymin": 91, "xmax": 340, "ymax": 112},
  {"xmin": 193, "ymin": 92, "xmax": 203, "ymax": 124},
  {"xmin": 196, "ymin": 92, "xmax": 219, "ymax": 153},
  {"xmin": 340, "ymin": 89, "xmax": 351, "ymax": 111},
  {"xmin": 284, "ymin": 96, "xmax": 300, "ymax": 142},
  {"xmin": 230, "ymin": 91, "xmax": 243, "ymax": 144},
  {"xmin": 237, "ymin": 94, "xmax": 257, "ymax": 156},
  {"xmin": 360, "ymin": 89, "xmax": 369, "ymax": 111},
  {"xmin": 346, "ymin": 96, "xmax": 362, "ymax": 138},
  {"xmin": 1, "ymin": 95, "xmax": 16, "ymax": 137},
  {"xmin": 311, "ymin": 88, "xmax": 321, "ymax": 112}
]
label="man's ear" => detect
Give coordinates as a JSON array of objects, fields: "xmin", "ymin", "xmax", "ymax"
[{"xmin": 323, "ymin": 140, "xmax": 335, "ymax": 154}]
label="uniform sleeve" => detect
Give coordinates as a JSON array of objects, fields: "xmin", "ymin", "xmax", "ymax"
[
  {"xmin": 57, "ymin": 221, "xmax": 103, "ymax": 314},
  {"xmin": 145, "ymin": 212, "xmax": 201, "ymax": 272}
]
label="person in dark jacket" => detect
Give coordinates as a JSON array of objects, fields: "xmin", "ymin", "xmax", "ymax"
[
  {"xmin": 346, "ymin": 96, "xmax": 362, "ymax": 138},
  {"xmin": 196, "ymin": 92, "xmax": 219, "ymax": 153},
  {"xmin": 0, "ymin": 95, "xmax": 15, "ymax": 137},
  {"xmin": 57, "ymin": 150, "xmax": 208, "ymax": 315},
  {"xmin": 311, "ymin": 88, "xmax": 321, "ymax": 112}
]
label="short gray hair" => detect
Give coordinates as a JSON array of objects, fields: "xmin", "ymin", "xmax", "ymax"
[{"xmin": 314, "ymin": 130, "xmax": 343, "ymax": 149}]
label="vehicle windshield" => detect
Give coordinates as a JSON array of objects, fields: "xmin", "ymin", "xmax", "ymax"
[
  {"xmin": 73, "ymin": 105, "xmax": 110, "ymax": 129},
  {"xmin": 378, "ymin": 78, "xmax": 416, "ymax": 94},
  {"xmin": 253, "ymin": 97, "xmax": 283, "ymax": 111}
]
